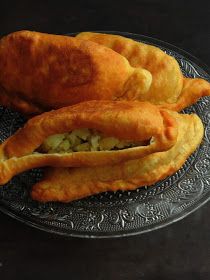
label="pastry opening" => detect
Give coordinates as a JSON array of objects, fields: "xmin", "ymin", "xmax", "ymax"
[{"xmin": 38, "ymin": 128, "xmax": 151, "ymax": 154}]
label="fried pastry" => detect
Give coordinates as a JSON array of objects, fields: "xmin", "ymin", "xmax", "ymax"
[
  {"xmin": 77, "ymin": 32, "xmax": 210, "ymax": 110},
  {"xmin": 0, "ymin": 101, "xmax": 177, "ymax": 185},
  {"xmin": 0, "ymin": 31, "xmax": 152, "ymax": 115},
  {"xmin": 31, "ymin": 112, "xmax": 204, "ymax": 202},
  {"xmin": 160, "ymin": 78, "xmax": 210, "ymax": 111}
]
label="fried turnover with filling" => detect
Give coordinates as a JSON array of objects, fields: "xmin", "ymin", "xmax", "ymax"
[
  {"xmin": 37, "ymin": 32, "xmax": 209, "ymax": 202},
  {"xmin": 0, "ymin": 31, "xmax": 152, "ymax": 115},
  {"xmin": 31, "ymin": 112, "xmax": 204, "ymax": 202},
  {"xmin": 77, "ymin": 32, "xmax": 210, "ymax": 110},
  {"xmin": 0, "ymin": 101, "xmax": 177, "ymax": 185}
]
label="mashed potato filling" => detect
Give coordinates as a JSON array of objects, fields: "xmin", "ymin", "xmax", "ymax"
[{"xmin": 39, "ymin": 128, "xmax": 149, "ymax": 154}]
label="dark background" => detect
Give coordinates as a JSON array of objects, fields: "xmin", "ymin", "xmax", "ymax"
[{"xmin": 0, "ymin": 0, "xmax": 210, "ymax": 279}]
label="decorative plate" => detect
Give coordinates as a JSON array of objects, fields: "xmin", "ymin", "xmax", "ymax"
[{"xmin": 0, "ymin": 32, "xmax": 210, "ymax": 238}]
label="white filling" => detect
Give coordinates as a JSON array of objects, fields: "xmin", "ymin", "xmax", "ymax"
[{"xmin": 39, "ymin": 128, "xmax": 149, "ymax": 154}]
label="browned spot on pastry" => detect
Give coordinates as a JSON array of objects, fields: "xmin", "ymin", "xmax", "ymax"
[
  {"xmin": 113, "ymin": 40, "xmax": 126, "ymax": 53},
  {"xmin": 10, "ymin": 34, "xmax": 35, "ymax": 75},
  {"xmin": 47, "ymin": 48, "xmax": 93, "ymax": 87}
]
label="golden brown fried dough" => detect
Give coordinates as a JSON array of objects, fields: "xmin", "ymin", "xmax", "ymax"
[
  {"xmin": 0, "ymin": 84, "xmax": 42, "ymax": 115},
  {"xmin": 31, "ymin": 112, "xmax": 204, "ymax": 202},
  {"xmin": 0, "ymin": 101, "xmax": 177, "ymax": 185},
  {"xmin": 160, "ymin": 78, "xmax": 210, "ymax": 111},
  {"xmin": 77, "ymin": 32, "xmax": 210, "ymax": 110},
  {"xmin": 77, "ymin": 32, "xmax": 183, "ymax": 103},
  {"xmin": 0, "ymin": 31, "xmax": 152, "ymax": 115}
]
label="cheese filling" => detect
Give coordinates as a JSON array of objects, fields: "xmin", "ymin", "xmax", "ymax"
[{"xmin": 39, "ymin": 128, "xmax": 149, "ymax": 154}]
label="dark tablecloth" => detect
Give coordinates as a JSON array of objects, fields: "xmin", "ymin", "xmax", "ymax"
[{"xmin": 0, "ymin": 1, "xmax": 210, "ymax": 279}]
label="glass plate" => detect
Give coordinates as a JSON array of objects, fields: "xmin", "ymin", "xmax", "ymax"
[{"xmin": 0, "ymin": 32, "xmax": 210, "ymax": 238}]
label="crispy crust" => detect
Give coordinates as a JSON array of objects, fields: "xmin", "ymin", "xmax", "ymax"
[
  {"xmin": 77, "ymin": 32, "xmax": 210, "ymax": 110},
  {"xmin": 77, "ymin": 32, "xmax": 183, "ymax": 104},
  {"xmin": 160, "ymin": 78, "xmax": 210, "ymax": 111},
  {"xmin": 0, "ymin": 85, "xmax": 43, "ymax": 116},
  {"xmin": 0, "ymin": 31, "xmax": 152, "ymax": 115},
  {"xmin": 31, "ymin": 112, "xmax": 204, "ymax": 202},
  {"xmin": 0, "ymin": 101, "xmax": 177, "ymax": 185}
]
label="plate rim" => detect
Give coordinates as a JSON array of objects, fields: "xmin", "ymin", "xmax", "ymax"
[{"xmin": 0, "ymin": 188, "xmax": 209, "ymax": 238}]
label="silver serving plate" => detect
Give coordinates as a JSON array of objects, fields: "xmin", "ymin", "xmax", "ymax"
[{"xmin": 0, "ymin": 32, "xmax": 210, "ymax": 238}]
